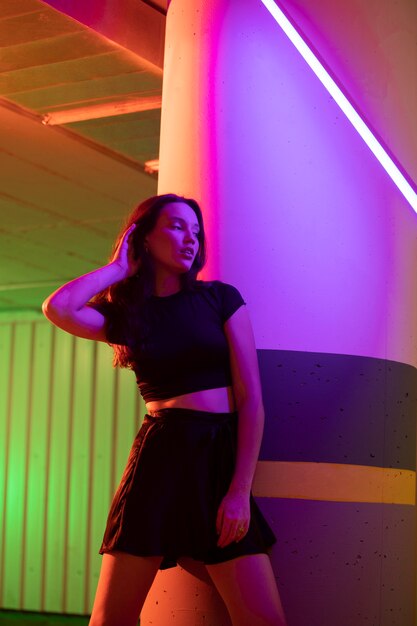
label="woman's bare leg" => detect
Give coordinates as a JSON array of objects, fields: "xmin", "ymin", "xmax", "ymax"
[
  {"xmin": 89, "ymin": 551, "xmax": 163, "ymax": 626},
  {"xmin": 205, "ymin": 553, "xmax": 287, "ymax": 626}
]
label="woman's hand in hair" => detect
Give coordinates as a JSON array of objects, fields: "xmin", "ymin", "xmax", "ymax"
[{"xmin": 110, "ymin": 223, "xmax": 141, "ymax": 279}]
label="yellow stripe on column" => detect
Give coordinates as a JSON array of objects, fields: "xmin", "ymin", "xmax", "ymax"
[{"xmin": 252, "ymin": 461, "xmax": 416, "ymax": 505}]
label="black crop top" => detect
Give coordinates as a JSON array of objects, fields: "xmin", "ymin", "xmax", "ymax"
[{"xmin": 90, "ymin": 280, "xmax": 246, "ymax": 402}]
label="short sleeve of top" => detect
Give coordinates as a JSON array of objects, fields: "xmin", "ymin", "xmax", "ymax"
[
  {"xmin": 86, "ymin": 300, "xmax": 127, "ymax": 346},
  {"xmin": 215, "ymin": 280, "xmax": 246, "ymax": 323}
]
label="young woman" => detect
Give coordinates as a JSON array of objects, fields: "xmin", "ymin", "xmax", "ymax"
[{"xmin": 42, "ymin": 193, "xmax": 287, "ymax": 626}]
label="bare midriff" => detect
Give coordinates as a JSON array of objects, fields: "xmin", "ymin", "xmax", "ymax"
[{"xmin": 145, "ymin": 385, "xmax": 236, "ymax": 414}]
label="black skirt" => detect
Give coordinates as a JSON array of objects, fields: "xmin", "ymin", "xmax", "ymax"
[{"xmin": 99, "ymin": 407, "xmax": 277, "ymax": 570}]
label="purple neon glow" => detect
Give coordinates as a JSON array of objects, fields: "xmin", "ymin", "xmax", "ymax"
[{"xmin": 260, "ymin": 0, "xmax": 417, "ymax": 213}]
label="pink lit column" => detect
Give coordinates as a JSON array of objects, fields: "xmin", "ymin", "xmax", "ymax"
[{"xmin": 142, "ymin": 1, "xmax": 417, "ymax": 625}]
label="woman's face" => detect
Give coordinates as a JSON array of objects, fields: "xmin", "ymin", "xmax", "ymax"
[{"xmin": 145, "ymin": 202, "xmax": 200, "ymax": 275}]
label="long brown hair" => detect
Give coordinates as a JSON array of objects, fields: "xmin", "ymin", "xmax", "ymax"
[{"xmin": 90, "ymin": 193, "xmax": 207, "ymax": 368}]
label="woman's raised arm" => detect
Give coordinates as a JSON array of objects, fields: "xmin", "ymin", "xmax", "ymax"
[{"xmin": 42, "ymin": 223, "xmax": 138, "ymax": 342}]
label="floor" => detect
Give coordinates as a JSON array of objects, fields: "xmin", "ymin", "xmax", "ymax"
[{"xmin": 0, "ymin": 611, "xmax": 90, "ymax": 626}]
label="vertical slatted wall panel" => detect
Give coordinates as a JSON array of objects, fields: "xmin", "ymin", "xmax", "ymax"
[
  {"xmin": 24, "ymin": 322, "xmax": 53, "ymax": 609},
  {"xmin": 43, "ymin": 327, "xmax": 73, "ymax": 612},
  {"xmin": 0, "ymin": 315, "xmax": 142, "ymax": 614},
  {"xmin": 0, "ymin": 321, "xmax": 13, "ymax": 605},
  {"xmin": 3, "ymin": 321, "xmax": 33, "ymax": 608}
]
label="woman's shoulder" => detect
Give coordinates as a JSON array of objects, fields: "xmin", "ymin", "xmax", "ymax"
[
  {"xmin": 194, "ymin": 279, "xmax": 242, "ymax": 293},
  {"xmin": 193, "ymin": 279, "xmax": 246, "ymax": 306},
  {"xmin": 193, "ymin": 279, "xmax": 233, "ymax": 289}
]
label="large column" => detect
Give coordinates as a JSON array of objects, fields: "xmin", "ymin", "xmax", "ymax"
[{"xmin": 142, "ymin": 1, "xmax": 417, "ymax": 624}]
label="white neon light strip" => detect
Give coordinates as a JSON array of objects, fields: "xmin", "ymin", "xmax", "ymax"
[{"xmin": 260, "ymin": 0, "xmax": 417, "ymax": 213}]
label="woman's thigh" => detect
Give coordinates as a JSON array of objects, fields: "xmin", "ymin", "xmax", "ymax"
[
  {"xmin": 205, "ymin": 553, "xmax": 287, "ymax": 626},
  {"xmin": 89, "ymin": 551, "xmax": 163, "ymax": 626}
]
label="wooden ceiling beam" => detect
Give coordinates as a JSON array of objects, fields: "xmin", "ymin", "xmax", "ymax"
[
  {"xmin": 41, "ymin": 0, "xmax": 166, "ymax": 72},
  {"xmin": 42, "ymin": 95, "xmax": 162, "ymax": 124}
]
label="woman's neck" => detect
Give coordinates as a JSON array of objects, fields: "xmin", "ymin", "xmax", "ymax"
[{"xmin": 153, "ymin": 273, "xmax": 182, "ymax": 297}]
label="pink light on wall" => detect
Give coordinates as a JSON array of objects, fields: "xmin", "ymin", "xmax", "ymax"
[{"xmin": 260, "ymin": 0, "xmax": 417, "ymax": 213}]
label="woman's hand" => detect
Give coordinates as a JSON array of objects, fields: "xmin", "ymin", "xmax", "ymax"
[
  {"xmin": 216, "ymin": 489, "xmax": 251, "ymax": 548},
  {"xmin": 110, "ymin": 223, "xmax": 141, "ymax": 280}
]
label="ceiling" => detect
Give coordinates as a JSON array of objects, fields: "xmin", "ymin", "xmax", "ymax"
[
  {"xmin": 3, "ymin": 0, "xmax": 414, "ymax": 316},
  {"xmin": 0, "ymin": 0, "xmax": 167, "ymax": 313}
]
